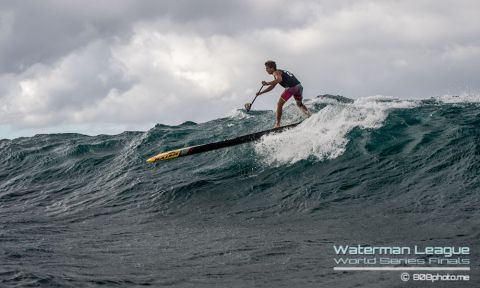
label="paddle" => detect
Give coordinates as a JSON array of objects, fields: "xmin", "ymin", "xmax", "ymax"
[{"xmin": 244, "ymin": 85, "xmax": 264, "ymax": 112}]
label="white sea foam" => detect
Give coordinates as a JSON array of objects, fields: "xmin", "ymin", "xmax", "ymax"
[
  {"xmin": 435, "ymin": 93, "xmax": 480, "ymax": 104},
  {"xmin": 225, "ymin": 108, "xmax": 253, "ymax": 120},
  {"xmin": 254, "ymin": 96, "xmax": 417, "ymax": 166}
]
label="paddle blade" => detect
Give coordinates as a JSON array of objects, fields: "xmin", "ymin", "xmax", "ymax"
[{"xmin": 244, "ymin": 103, "xmax": 252, "ymax": 111}]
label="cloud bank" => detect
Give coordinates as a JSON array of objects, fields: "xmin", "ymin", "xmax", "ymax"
[{"xmin": 1, "ymin": 0, "xmax": 479, "ymax": 138}]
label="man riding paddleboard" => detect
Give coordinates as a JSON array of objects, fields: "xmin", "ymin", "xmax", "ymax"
[{"xmin": 256, "ymin": 60, "xmax": 311, "ymax": 127}]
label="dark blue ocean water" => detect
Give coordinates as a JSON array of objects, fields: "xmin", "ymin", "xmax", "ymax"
[{"xmin": 0, "ymin": 95, "xmax": 479, "ymax": 287}]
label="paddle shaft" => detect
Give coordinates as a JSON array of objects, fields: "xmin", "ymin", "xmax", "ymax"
[
  {"xmin": 251, "ymin": 85, "xmax": 264, "ymax": 106},
  {"xmin": 246, "ymin": 85, "xmax": 264, "ymax": 111}
]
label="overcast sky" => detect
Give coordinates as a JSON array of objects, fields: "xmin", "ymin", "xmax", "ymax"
[{"xmin": 1, "ymin": 0, "xmax": 479, "ymax": 139}]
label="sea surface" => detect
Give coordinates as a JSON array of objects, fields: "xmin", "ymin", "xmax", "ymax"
[{"xmin": 1, "ymin": 95, "xmax": 479, "ymax": 287}]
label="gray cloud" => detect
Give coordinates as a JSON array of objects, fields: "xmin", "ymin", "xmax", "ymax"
[
  {"xmin": 0, "ymin": 0, "xmax": 314, "ymax": 72},
  {"xmin": 0, "ymin": 0, "xmax": 479, "ymax": 138}
]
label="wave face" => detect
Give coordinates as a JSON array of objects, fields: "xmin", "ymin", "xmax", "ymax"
[{"xmin": 1, "ymin": 95, "xmax": 479, "ymax": 287}]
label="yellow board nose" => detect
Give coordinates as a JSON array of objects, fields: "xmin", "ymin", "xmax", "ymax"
[{"xmin": 146, "ymin": 149, "xmax": 181, "ymax": 163}]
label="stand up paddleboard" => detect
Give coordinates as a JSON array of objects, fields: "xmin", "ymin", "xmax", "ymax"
[{"xmin": 147, "ymin": 122, "xmax": 301, "ymax": 163}]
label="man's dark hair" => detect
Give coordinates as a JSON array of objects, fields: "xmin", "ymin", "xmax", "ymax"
[{"xmin": 265, "ymin": 60, "xmax": 277, "ymax": 70}]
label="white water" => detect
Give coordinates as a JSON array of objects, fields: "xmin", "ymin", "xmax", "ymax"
[
  {"xmin": 225, "ymin": 108, "xmax": 254, "ymax": 120},
  {"xmin": 255, "ymin": 96, "xmax": 418, "ymax": 166},
  {"xmin": 436, "ymin": 93, "xmax": 480, "ymax": 104}
]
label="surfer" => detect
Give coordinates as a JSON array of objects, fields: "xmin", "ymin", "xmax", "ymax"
[{"xmin": 257, "ymin": 60, "xmax": 311, "ymax": 128}]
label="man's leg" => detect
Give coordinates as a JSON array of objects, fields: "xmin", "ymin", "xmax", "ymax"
[
  {"xmin": 276, "ymin": 98, "xmax": 286, "ymax": 128},
  {"xmin": 296, "ymin": 100, "xmax": 311, "ymax": 117}
]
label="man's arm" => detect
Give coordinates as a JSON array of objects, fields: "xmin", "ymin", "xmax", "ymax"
[
  {"xmin": 257, "ymin": 84, "xmax": 275, "ymax": 95},
  {"xmin": 257, "ymin": 71, "xmax": 282, "ymax": 96}
]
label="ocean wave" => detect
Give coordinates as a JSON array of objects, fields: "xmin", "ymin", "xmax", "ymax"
[
  {"xmin": 435, "ymin": 92, "xmax": 480, "ymax": 104},
  {"xmin": 254, "ymin": 96, "xmax": 418, "ymax": 165}
]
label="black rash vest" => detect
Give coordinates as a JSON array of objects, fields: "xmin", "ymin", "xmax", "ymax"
[{"xmin": 278, "ymin": 70, "xmax": 300, "ymax": 88}]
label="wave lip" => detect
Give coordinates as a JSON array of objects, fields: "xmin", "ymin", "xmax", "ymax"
[
  {"xmin": 435, "ymin": 93, "xmax": 480, "ymax": 104},
  {"xmin": 254, "ymin": 96, "xmax": 418, "ymax": 165}
]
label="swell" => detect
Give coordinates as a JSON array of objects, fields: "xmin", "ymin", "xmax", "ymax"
[{"xmin": 0, "ymin": 98, "xmax": 479, "ymax": 221}]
